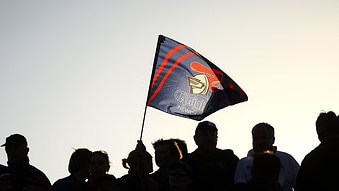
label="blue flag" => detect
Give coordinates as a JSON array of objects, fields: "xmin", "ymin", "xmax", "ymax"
[{"xmin": 146, "ymin": 35, "xmax": 248, "ymax": 121}]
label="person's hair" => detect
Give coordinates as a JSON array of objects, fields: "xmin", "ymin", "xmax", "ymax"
[
  {"xmin": 68, "ymin": 148, "xmax": 92, "ymax": 174},
  {"xmin": 123, "ymin": 149, "xmax": 153, "ymax": 173},
  {"xmin": 91, "ymin": 150, "xmax": 110, "ymax": 167},
  {"xmin": 195, "ymin": 121, "xmax": 218, "ymax": 135},
  {"xmin": 152, "ymin": 139, "xmax": 182, "ymax": 160},
  {"xmin": 169, "ymin": 160, "xmax": 192, "ymax": 176},
  {"xmin": 316, "ymin": 111, "xmax": 339, "ymax": 142},
  {"xmin": 169, "ymin": 138, "xmax": 188, "ymax": 157},
  {"xmin": 251, "ymin": 153, "xmax": 281, "ymax": 180},
  {"xmin": 252, "ymin": 122, "xmax": 275, "ymax": 137}
]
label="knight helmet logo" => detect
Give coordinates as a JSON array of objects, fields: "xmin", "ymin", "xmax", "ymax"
[
  {"xmin": 188, "ymin": 74, "xmax": 209, "ymax": 95},
  {"xmin": 188, "ymin": 61, "xmax": 222, "ymax": 95}
]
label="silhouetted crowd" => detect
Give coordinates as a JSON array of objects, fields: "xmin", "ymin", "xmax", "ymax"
[{"xmin": 1, "ymin": 110, "xmax": 339, "ymax": 191}]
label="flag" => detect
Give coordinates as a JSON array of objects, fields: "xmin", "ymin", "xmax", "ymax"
[{"xmin": 146, "ymin": 35, "xmax": 248, "ymax": 121}]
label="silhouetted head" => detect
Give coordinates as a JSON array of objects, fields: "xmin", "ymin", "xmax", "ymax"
[
  {"xmin": 1, "ymin": 134, "xmax": 27, "ymax": 147},
  {"xmin": 252, "ymin": 123, "xmax": 275, "ymax": 154},
  {"xmin": 195, "ymin": 121, "xmax": 218, "ymax": 135},
  {"xmin": 122, "ymin": 149, "xmax": 153, "ymax": 174},
  {"xmin": 68, "ymin": 148, "xmax": 92, "ymax": 179},
  {"xmin": 152, "ymin": 139, "xmax": 182, "ymax": 169},
  {"xmin": 169, "ymin": 160, "xmax": 192, "ymax": 176},
  {"xmin": 194, "ymin": 121, "xmax": 218, "ymax": 154},
  {"xmin": 170, "ymin": 138, "xmax": 188, "ymax": 157},
  {"xmin": 90, "ymin": 150, "xmax": 110, "ymax": 177},
  {"xmin": 316, "ymin": 111, "xmax": 339, "ymax": 142},
  {"xmin": 169, "ymin": 161, "xmax": 192, "ymax": 188},
  {"xmin": 251, "ymin": 153, "xmax": 281, "ymax": 182},
  {"xmin": 1, "ymin": 134, "xmax": 29, "ymax": 163}
]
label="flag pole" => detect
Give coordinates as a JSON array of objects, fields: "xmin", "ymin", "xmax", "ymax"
[
  {"xmin": 139, "ymin": 104, "xmax": 148, "ymax": 140},
  {"xmin": 139, "ymin": 35, "xmax": 163, "ymax": 141}
]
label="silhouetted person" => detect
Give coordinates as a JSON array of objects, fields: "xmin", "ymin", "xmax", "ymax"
[
  {"xmin": 52, "ymin": 148, "xmax": 92, "ymax": 191},
  {"xmin": 150, "ymin": 139, "xmax": 182, "ymax": 190},
  {"xmin": 0, "ymin": 164, "xmax": 10, "ymax": 191},
  {"xmin": 167, "ymin": 161, "xmax": 193, "ymax": 191},
  {"xmin": 89, "ymin": 151, "xmax": 112, "ymax": 178},
  {"xmin": 89, "ymin": 150, "xmax": 120, "ymax": 191},
  {"xmin": 169, "ymin": 139, "xmax": 188, "ymax": 158},
  {"xmin": 118, "ymin": 140, "xmax": 158, "ymax": 191},
  {"xmin": 0, "ymin": 163, "xmax": 9, "ymax": 189},
  {"xmin": 92, "ymin": 174, "xmax": 121, "ymax": 191},
  {"xmin": 0, "ymin": 134, "xmax": 52, "ymax": 191},
  {"xmin": 296, "ymin": 111, "xmax": 339, "ymax": 191},
  {"xmin": 0, "ymin": 164, "xmax": 7, "ymax": 173},
  {"xmin": 183, "ymin": 121, "xmax": 239, "ymax": 191},
  {"xmin": 229, "ymin": 153, "xmax": 282, "ymax": 191},
  {"xmin": 235, "ymin": 122, "xmax": 299, "ymax": 191}
]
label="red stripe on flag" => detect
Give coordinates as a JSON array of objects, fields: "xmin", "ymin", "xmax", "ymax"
[
  {"xmin": 147, "ymin": 51, "xmax": 196, "ymax": 105},
  {"xmin": 151, "ymin": 44, "xmax": 186, "ymax": 87}
]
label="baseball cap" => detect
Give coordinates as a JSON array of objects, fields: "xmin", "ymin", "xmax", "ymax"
[
  {"xmin": 195, "ymin": 121, "xmax": 218, "ymax": 134},
  {"xmin": 1, "ymin": 134, "xmax": 27, "ymax": 147}
]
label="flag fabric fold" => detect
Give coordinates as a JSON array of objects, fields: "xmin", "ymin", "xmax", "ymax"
[{"xmin": 146, "ymin": 35, "xmax": 248, "ymax": 121}]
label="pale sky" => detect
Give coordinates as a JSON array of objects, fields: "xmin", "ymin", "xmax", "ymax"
[{"xmin": 1, "ymin": 0, "xmax": 339, "ymax": 183}]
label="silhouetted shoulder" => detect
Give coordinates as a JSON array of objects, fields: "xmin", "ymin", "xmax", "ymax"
[
  {"xmin": 221, "ymin": 149, "xmax": 237, "ymax": 156},
  {"xmin": 52, "ymin": 176, "xmax": 73, "ymax": 191},
  {"xmin": 0, "ymin": 164, "xmax": 7, "ymax": 174},
  {"xmin": 216, "ymin": 149, "xmax": 239, "ymax": 161}
]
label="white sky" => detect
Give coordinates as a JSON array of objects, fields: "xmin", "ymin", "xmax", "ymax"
[{"xmin": 1, "ymin": 0, "xmax": 339, "ymax": 183}]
